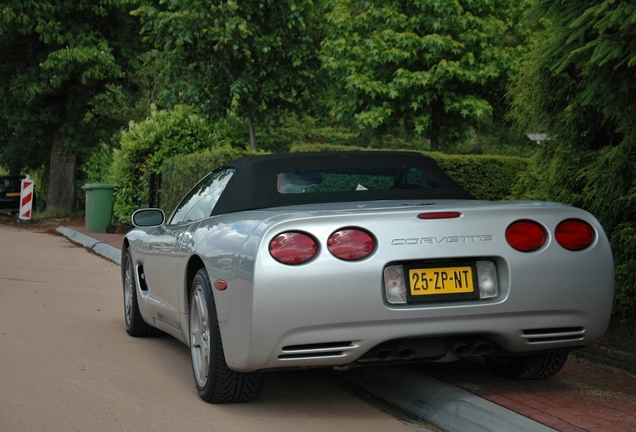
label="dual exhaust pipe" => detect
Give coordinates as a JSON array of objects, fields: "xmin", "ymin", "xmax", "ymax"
[
  {"xmin": 451, "ymin": 338, "xmax": 495, "ymax": 357},
  {"xmin": 373, "ymin": 338, "xmax": 496, "ymax": 362}
]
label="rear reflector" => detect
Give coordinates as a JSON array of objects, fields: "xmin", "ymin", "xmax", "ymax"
[
  {"xmin": 328, "ymin": 228, "xmax": 375, "ymax": 261},
  {"xmin": 418, "ymin": 212, "xmax": 461, "ymax": 219},
  {"xmin": 506, "ymin": 220, "xmax": 546, "ymax": 252},
  {"xmin": 269, "ymin": 231, "xmax": 318, "ymax": 264},
  {"xmin": 555, "ymin": 219, "xmax": 595, "ymax": 251}
]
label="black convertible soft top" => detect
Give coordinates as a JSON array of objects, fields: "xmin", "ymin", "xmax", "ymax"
[{"xmin": 212, "ymin": 151, "xmax": 473, "ymax": 215}]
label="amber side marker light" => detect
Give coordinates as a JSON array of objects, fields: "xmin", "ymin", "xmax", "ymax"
[{"xmin": 555, "ymin": 219, "xmax": 595, "ymax": 251}]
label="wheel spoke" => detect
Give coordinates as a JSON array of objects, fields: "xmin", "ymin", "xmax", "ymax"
[
  {"xmin": 123, "ymin": 258, "xmax": 133, "ymax": 323},
  {"xmin": 195, "ymin": 289, "xmax": 208, "ymax": 322},
  {"xmin": 191, "ymin": 325, "xmax": 203, "ymax": 347},
  {"xmin": 191, "ymin": 286, "xmax": 210, "ymax": 386},
  {"xmin": 198, "ymin": 338, "xmax": 210, "ymax": 381}
]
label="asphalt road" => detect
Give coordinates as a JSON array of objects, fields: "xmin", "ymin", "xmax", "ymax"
[{"xmin": 0, "ymin": 225, "xmax": 427, "ymax": 432}]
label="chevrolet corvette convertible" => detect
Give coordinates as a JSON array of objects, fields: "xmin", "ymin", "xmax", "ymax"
[{"xmin": 121, "ymin": 151, "xmax": 614, "ymax": 403}]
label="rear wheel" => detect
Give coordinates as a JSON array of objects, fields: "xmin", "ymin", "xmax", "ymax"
[
  {"xmin": 189, "ymin": 268, "xmax": 264, "ymax": 403},
  {"xmin": 485, "ymin": 352, "xmax": 569, "ymax": 380},
  {"xmin": 122, "ymin": 246, "xmax": 153, "ymax": 337}
]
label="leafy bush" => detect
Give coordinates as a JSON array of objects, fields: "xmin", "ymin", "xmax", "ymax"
[
  {"xmin": 83, "ymin": 140, "xmax": 117, "ymax": 184},
  {"xmin": 110, "ymin": 105, "xmax": 221, "ymax": 221}
]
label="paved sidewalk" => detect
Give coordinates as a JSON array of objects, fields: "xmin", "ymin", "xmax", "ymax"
[{"xmin": 58, "ymin": 224, "xmax": 636, "ymax": 432}]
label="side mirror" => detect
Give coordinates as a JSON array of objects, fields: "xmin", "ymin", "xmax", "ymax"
[{"xmin": 131, "ymin": 208, "xmax": 165, "ymax": 227}]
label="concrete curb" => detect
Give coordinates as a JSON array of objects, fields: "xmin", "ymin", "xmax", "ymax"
[
  {"xmin": 56, "ymin": 226, "xmax": 121, "ymax": 264},
  {"xmin": 335, "ymin": 367, "xmax": 555, "ymax": 432}
]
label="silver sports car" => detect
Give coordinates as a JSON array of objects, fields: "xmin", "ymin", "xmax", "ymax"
[{"xmin": 122, "ymin": 151, "xmax": 614, "ymax": 403}]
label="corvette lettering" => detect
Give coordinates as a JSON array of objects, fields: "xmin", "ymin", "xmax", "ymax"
[{"xmin": 391, "ymin": 235, "xmax": 493, "ymax": 245}]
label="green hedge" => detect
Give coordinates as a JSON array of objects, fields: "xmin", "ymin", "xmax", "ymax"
[
  {"xmin": 432, "ymin": 153, "xmax": 530, "ymax": 200},
  {"xmin": 160, "ymin": 146, "xmax": 256, "ymax": 215}
]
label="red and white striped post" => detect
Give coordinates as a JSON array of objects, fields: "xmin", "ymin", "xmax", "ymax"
[{"xmin": 19, "ymin": 175, "xmax": 34, "ymax": 222}]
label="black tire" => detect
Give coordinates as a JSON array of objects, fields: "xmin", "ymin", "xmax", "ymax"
[
  {"xmin": 122, "ymin": 247, "xmax": 154, "ymax": 337},
  {"xmin": 485, "ymin": 352, "xmax": 569, "ymax": 380},
  {"xmin": 189, "ymin": 268, "xmax": 264, "ymax": 403}
]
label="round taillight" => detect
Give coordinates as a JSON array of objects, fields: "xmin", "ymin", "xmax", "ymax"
[
  {"xmin": 328, "ymin": 228, "xmax": 375, "ymax": 261},
  {"xmin": 555, "ymin": 219, "xmax": 595, "ymax": 251},
  {"xmin": 506, "ymin": 220, "xmax": 546, "ymax": 252},
  {"xmin": 269, "ymin": 231, "xmax": 318, "ymax": 264}
]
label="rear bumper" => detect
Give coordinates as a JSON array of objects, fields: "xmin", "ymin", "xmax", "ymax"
[
  {"xmin": 223, "ymin": 307, "xmax": 608, "ymax": 372},
  {"xmin": 218, "ymin": 255, "xmax": 613, "ymax": 372}
]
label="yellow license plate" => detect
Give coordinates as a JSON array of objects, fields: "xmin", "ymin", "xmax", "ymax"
[
  {"xmin": 409, "ymin": 266, "xmax": 474, "ymax": 296},
  {"xmin": 6, "ymin": 192, "xmax": 20, "ymax": 197}
]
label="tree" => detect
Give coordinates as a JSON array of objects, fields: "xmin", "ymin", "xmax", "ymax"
[
  {"xmin": 320, "ymin": 0, "xmax": 534, "ymax": 151},
  {"xmin": 508, "ymin": 0, "xmax": 636, "ymax": 317},
  {"xmin": 0, "ymin": 0, "xmax": 146, "ymax": 212},
  {"xmin": 135, "ymin": 0, "xmax": 322, "ymax": 151}
]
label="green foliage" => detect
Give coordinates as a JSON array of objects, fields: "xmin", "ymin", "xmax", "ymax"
[
  {"xmin": 111, "ymin": 105, "xmax": 220, "ymax": 221},
  {"xmin": 435, "ymin": 154, "xmax": 529, "ymax": 201},
  {"xmin": 82, "ymin": 138, "xmax": 118, "ymax": 185},
  {"xmin": 134, "ymin": 0, "xmax": 323, "ymax": 149},
  {"xmin": 611, "ymin": 223, "xmax": 636, "ymax": 318},
  {"xmin": 291, "ymin": 143, "xmax": 369, "ymax": 153},
  {"xmin": 445, "ymin": 124, "xmax": 537, "ymax": 157},
  {"xmin": 321, "ymin": 0, "xmax": 535, "ymax": 151},
  {"xmin": 508, "ymin": 0, "xmax": 636, "ymax": 317},
  {"xmin": 160, "ymin": 146, "xmax": 254, "ymax": 215},
  {"xmin": 0, "ymin": 0, "xmax": 147, "ymax": 209},
  {"xmin": 257, "ymin": 114, "xmax": 362, "ymax": 153}
]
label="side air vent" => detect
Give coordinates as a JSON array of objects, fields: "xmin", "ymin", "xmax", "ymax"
[
  {"xmin": 279, "ymin": 341, "xmax": 355, "ymax": 360},
  {"xmin": 522, "ymin": 327, "xmax": 585, "ymax": 344},
  {"xmin": 137, "ymin": 266, "xmax": 149, "ymax": 291}
]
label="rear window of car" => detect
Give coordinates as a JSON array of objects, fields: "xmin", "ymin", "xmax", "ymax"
[{"xmin": 277, "ymin": 167, "xmax": 440, "ymax": 194}]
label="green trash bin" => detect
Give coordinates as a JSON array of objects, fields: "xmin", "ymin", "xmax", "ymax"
[{"xmin": 82, "ymin": 183, "xmax": 114, "ymax": 233}]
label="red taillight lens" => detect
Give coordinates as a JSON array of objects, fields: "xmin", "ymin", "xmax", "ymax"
[
  {"xmin": 506, "ymin": 220, "xmax": 546, "ymax": 252},
  {"xmin": 555, "ymin": 219, "xmax": 595, "ymax": 251},
  {"xmin": 269, "ymin": 231, "xmax": 318, "ymax": 264},
  {"xmin": 328, "ymin": 228, "xmax": 375, "ymax": 261}
]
